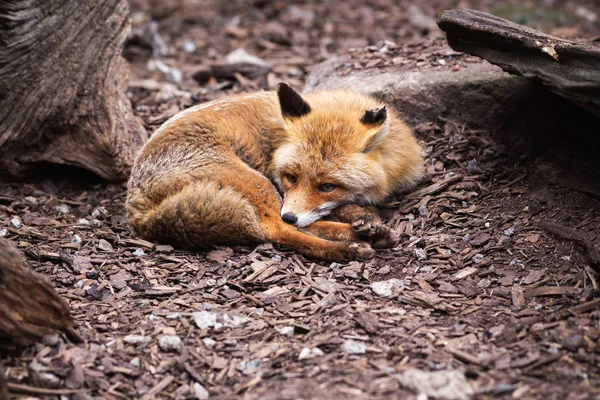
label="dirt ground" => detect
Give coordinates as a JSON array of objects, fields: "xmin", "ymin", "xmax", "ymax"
[{"xmin": 2, "ymin": 1, "xmax": 600, "ymax": 399}]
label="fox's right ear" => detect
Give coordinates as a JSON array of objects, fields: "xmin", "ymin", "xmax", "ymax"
[{"xmin": 277, "ymin": 82, "xmax": 311, "ymax": 118}]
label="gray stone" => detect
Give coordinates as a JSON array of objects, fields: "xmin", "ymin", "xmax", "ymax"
[
  {"xmin": 397, "ymin": 368, "xmax": 473, "ymax": 400},
  {"xmin": 192, "ymin": 382, "xmax": 210, "ymax": 399},
  {"xmin": 371, "ymin": 279, "xmax": 410, "ymax": 297},
  {"xmin": 158, "ymin": 335, "xmax": 183, "ymax": 353},
  {"xmin": 305, "ymin": 57, "xmax": 532, "ymax": 132},
  {"xmin": 341, "ymin": 340, "xmax": 366, "ymax": 354},
  {"xmin": 123, "ymin": 334, "xmax": 150, "ymax": 345}
]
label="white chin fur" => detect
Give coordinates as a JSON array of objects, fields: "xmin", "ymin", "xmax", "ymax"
[{"xmin": 295, "ymin": 212, "xmax": 322, "ymax": 228}]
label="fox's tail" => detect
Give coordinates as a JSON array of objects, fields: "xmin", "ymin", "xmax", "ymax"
[{"xmin": 126, "ymin": 180, "xmax": 265, "ymax": 249}]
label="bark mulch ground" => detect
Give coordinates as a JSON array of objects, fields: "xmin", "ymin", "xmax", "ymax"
[{"xmin": 2, "ymin": 1, "xmax": 600, "ymax": 399}]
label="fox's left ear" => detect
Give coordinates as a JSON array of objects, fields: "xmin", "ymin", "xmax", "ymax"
[
  {"xmin": 277, "ymin": 82, "xmax": 311, "ymax": 119},
  {"xmin": 361, "ymin": 107, "xmax": 390, "ymax": 152}
]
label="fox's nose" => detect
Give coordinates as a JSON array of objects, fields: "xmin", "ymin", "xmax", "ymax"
[{"xmin": 282, "ymin": 213, "xmax": 298, "ymax": 225}]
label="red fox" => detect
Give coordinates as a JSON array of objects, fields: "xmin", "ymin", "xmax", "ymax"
[{"xmin": 126, "ymin": 83, "xmax": 423, "ymax": 261}]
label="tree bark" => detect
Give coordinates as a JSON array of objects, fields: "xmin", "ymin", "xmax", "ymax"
[
  {"xmin": 0, "ymin": 239, "xmax": 74, "ymax": 353},
  {"xmin": 437, "ymin": 9, "xmax": 600, "ymax": 119},
  {"xmin": 0, "ymin": 0, "xmax": 148, "ymax": 181}
]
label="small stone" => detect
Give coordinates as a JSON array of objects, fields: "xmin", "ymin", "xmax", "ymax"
[
  {"xmin": 279, "ymin": 326, "xmax": 294, "ymax": 336},
  {"xmin": 0, "ymin": 228, "xmax": 8, "ymax": 237},
  {"xmin": 463, "ymin": 233, "xmax": 471, "ymax": 242},
  {"xmin": 133, "ymin": 248, "xmax": 146, "ymax": 257},
  {"xmin": 182, "ymin": 40, "xmax": 197, "ymax": 53},
  {"xmin": 236, "ymin": 359, "xmax": 261, "ymax": 374},
  {"xmin": 473, "ymin": 254, "xmax": 484, "ymax": 264},
  {"xmin": 225, "ymin": 48, "xmax": 266, "ymax": 66},
  {"xmin": 123, "ymin": 335, "xmax": 150, "ymax": 345},
  {"xmin": 71, "ymin": 234, "xmax": 82, "ymax": 245},
  {"xmin": 91, "ymin": 209, "xmax": 102, "ymax": 219},
  {"xmin": 193, "ymin": 311, "xmax": 218, "ymax": 330},
  {"xmin": 503, "ymin": 227, "xmax": 515, "ymax": 236},
  {"xmin": 371, "ymin": 279, "xmax": 410, "ymax": 297},
  {"xmin": 77, "ymin": 218, "xmax": 90, "ymax": 225},
  {"xmin": 166, "ymin": 312, "xmax": 182, "ymax": 320},
  {"xmin": 192, "ymin": 382, "xmax": 210, "ymax": 399},
  {"xmin": 341, "ymin": 340, "xmax": 366, "ymax": 354},
  {"xmin": 158, "ymin": 335, "xmax": 183, "ymax": 353},
  {"xmin": 298, "ymin": 347, "xmax": 325, "ymax": 360},
  {"xmin": 130, "ymin": 357, "xmax": 141, "ymax": 367},
  {"xmin": 202, "ymin": 338, "xmax": 216, "ymax": 349},
  {"xmin": 9, "ymin": 217, "xmax": 21, "ymax": 229},
  {"xmin": 414, "ymin": 248, "xmax": 427, "ymax": 260},
  {"xmin": 55, "ymin": 204, "xmax": 70, "ymax": 214},
  {"xmin": 97, "ymin": 239, "xmax": 113, "ymax": 252},
  {"xmin": 397, "ymin": 369, "xmax": 473, "ymax": 400}
]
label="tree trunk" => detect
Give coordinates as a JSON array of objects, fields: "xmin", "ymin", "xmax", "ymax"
[
  {"xmin": 0, "ymin": 0, "xmax": 148, "ymax": 181},
  {"xmin": 0, "ymin": 239, "xmax": 74, "ymax": 353}
]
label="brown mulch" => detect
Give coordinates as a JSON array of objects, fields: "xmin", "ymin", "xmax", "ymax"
[{"xmin": 2, "ymin": 1, "xmax": 600, "ymax": 399}]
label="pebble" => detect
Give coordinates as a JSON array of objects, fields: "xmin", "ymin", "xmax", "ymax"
[
  {"xmin": 0, "ymin": 228, "xmax": 7, "ymax": 237},
  {"xmin": 130, "ymin": 357, "xmax": 141, "ymax": 367},
  {"xmin": 193, "ymin": 310, "xmax": 218, "ymax": 330},
  {"xmin": 371, "ymin": 279, "xmax": 410, "ymax": 297},
  {"xmin": 341, "ymin": 340, "xmax": 366, "ymax": 354},
  {"xmin": 133, "ymin": 248, "xmax": 146, "ymax": 257},
  {"xmin": 123, "ymin": 335, "xmax": 150, "ymax": 345},
  {"xmin": 503, "ymin": 227, "xmax": 515, "ymax": 236},
  {"xmin": 165, "ymin": 312, "xmax": 182, "ymax": 320},
  {"xmin": 97, "ymin": 239, "xmax": 113, "ymax": 252},
  {"xmin": 192, "ymin": 382, "xmax": 210, "ymax": 399},
  {"xmin": 55, "ymin": 204, "xmax": 70, "ymax": 214},
  {"xmin": 225, "ymin": 48, "xmax": 266, "ymax": 65},
  {"xmin": 158, "ymin": 335, "xmax": 183, "ymax": 353},
  {"xmin": 202, "ymin": 337, "xmax": 217, "ymax": 349},
  {"xmin": 71, "ymin": 234, "xmax": 82, "ymax": 245},
  {"xmin": 9, "ymin": 217, "xmax": 21, "ymax": 229},
  {"xmin": 298, "ymin": 347, "xmax": 325, "ymax": 360},
  {"xmin": 414, "ymin": 248, "xmax": 427, "ymax": 260},
  {"xmin": 279, "ymin": 326, "xmax": 294, "ymax": 336},
  {"xmin": 182, "ymin": 40, "xmax": 197, "ymax": 53}
]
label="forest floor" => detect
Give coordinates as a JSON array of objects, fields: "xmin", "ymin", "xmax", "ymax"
[{"xmin": 2, "ymin": 1, "xmax": 600, "ymax": 399}]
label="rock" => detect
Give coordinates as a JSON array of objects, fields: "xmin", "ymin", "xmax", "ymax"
[
  {"xmin": 71, "ymin": 234, "xmax": 82, "ymax": 245},
  {"xmin": 279, "ymin": 326, "xmax": 294, "ymax": 336},
  {"xmin": 55, "ymin": 204, "xmax": 70, "ymax": 214},
  {"xmin": 299, "ymin": 347, "xmax": 325, "ymax": 360},
  {"xmin": 225, "ymin": 48, "xmax": 266, "ymax": 66},
  {"xmin": 192, "ymin": 382, "xmax": 210, "ymax": 399},
  {"xmin": 123, "ymin": 335, "xmax": 150, "ymax": 345},
  {"xmin": 236, "ymin": 359, "xmax": 261, "ymax": 375},
  {"xmin": 193, "ymin": 310, "xmax": 249, "ymax": 331},
  {"xmin": 0, "ymin": 229, "xmax": 7, "ymax": 237},
  {"xmin": 133, "ymin": 248, "xmax": 146, "ymax": 257},
  {"xmin": 341, "ymin": 340, "xmax": 366, "ymax": 354},
  {"xmin": 202, "ymin": 337, "xmax": 217, "ymax": 349},
  {"xmin": 97, "ymin": 239, "xmax": 113, "ymax": 252},
  {"xmin": 305, "ymin": 55, "xmax": 532, "ymax": 132},
  {"xmin": 397, "ymin": 368, "xmax": 473, "ymax": 400},
  {"xmin": 9, "ymin": 217, "xmax": 21, "ymax": 229},
  {"xmin": 371, "ymin": 279, "xmax": 410, "ymax": 297},
  {"xmin": 158, "ymin": 335, "xmax": 183, "ymax": 353},
  {"xmin": 437, "ymin": 9, "xmax": 600, "ymax": 119},
  {"xmin": 77, "ymin": 218, "xmax": 90, "ymax": 225},
  {"xmin": 182, "ymin": 40, "xmax": 196, "ymax": 53},
  {"xmin": 130, "ymin": 357, "xmax": 141, "ymax": 367},
  {"xmin": 29, "ymin": 359, "xmax": 61, "ymax": 388}
]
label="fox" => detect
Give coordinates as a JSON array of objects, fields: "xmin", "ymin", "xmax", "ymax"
[{"xmin": 126, "ymin": 83, "xmax": 423, "ymax": 262}]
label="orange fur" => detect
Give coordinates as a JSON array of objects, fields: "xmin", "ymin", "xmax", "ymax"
[{"xmin": 126, "ymin": 84, "xmax": 423, "ymax": 261}]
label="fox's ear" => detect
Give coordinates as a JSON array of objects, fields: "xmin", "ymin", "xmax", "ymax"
[
  {"xmin": 361, "ymin": 107, "xmax": 390, "ymax": 152},
  {"xmin": 277, "ymin": 82, "xmax": 311, "ymax": 118},
  {"xmin": 360, "ymin": 107, "xmax": 387, "ymax": 126}
]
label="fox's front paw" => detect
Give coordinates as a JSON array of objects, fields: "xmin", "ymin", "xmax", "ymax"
[
  {"xmin": 351, "ymin": 215, "xmax": 386, "ymax": 238},
  {"xmin": 344, "ymin": 242, "xmax": 375, "ymax": 261}
]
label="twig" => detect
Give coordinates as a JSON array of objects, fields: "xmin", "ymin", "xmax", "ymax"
[
  {"xmin": 539, "ymin": 221, "xmax": 600, "ymax": 275},
  {"xmin": 7, "ymin": 382, "xmax": 80, "ymax": 396}
]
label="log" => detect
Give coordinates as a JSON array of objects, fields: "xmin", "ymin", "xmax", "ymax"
[
  {"xmin": 0, "ymin": 239, "xmax": 75, "ymax": 353},
  {"xmin": 0, "ymin": 0, "xmax": 147, "ymax": 181},
  {"xmin": 437, "ymin": 9, "xmax": 600, "ymax": 119}
]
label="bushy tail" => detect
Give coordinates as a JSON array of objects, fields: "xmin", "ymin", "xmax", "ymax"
[{"xmin": 126, "ymin": 181, "xmax": 265, "ymax": 249}]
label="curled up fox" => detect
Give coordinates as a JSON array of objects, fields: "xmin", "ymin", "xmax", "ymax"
[{"xmin": 126, "ymin": 83, "xmax": 423, "ymax": 261}]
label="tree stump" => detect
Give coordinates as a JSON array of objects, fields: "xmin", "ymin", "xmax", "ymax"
[
  {"xmin": 437, "ymin": 9, "xmax": 600, "ymax": 119},
  {"xmin": 0, "ymin": 0, "xmax": 147, "ymax": 181},
  {"xmin": 0, "ymin": 239, "xmax": 74, "ymax": 353}
]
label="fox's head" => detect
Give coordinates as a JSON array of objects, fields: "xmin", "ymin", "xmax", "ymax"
[{"xmin": 270, "ymin": 83, "xmax": 423, "ymax": 228}]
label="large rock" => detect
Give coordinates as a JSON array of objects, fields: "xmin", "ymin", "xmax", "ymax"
[
  {"xmin": 437, "ymin": 9, "xmax": 600, "ymax": 119},
  {"xmin": 305, "ymin": 54, "xmax": 534, "ymax": 131}
]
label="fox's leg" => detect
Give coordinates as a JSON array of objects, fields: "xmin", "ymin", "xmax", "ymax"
[
  {"xmin": 301, "ymin": 221, "xmax": 356, "ymax": 242},
  {"xmin": 330, "ymin": 204, "xmax": 398, "ymax": 249},
  {"xmin": 214, "ymin": 162, "xmax": 374, "ymax": 262}
]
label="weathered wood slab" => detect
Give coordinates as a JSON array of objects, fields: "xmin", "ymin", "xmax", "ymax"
[
  {"xmin": 0, "ymin": 239, "xmax": 75, "ymax": 353},
  {"xmin": 438, "ymin": 9, "xmax": 600, "ymax": 119}
]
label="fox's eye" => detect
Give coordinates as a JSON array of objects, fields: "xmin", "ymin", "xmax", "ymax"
[
  {"xmin": 285, "ymin": 174, "xmax": 297, "ymax": 185},
  {"xmin": 318, "ymin": 183, "xmax": 336, "ymax": 193}
]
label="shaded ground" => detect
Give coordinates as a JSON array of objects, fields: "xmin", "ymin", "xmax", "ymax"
[{"xmin": 2, "ymin": 1, "xmax": 600, "ymax": 399}]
